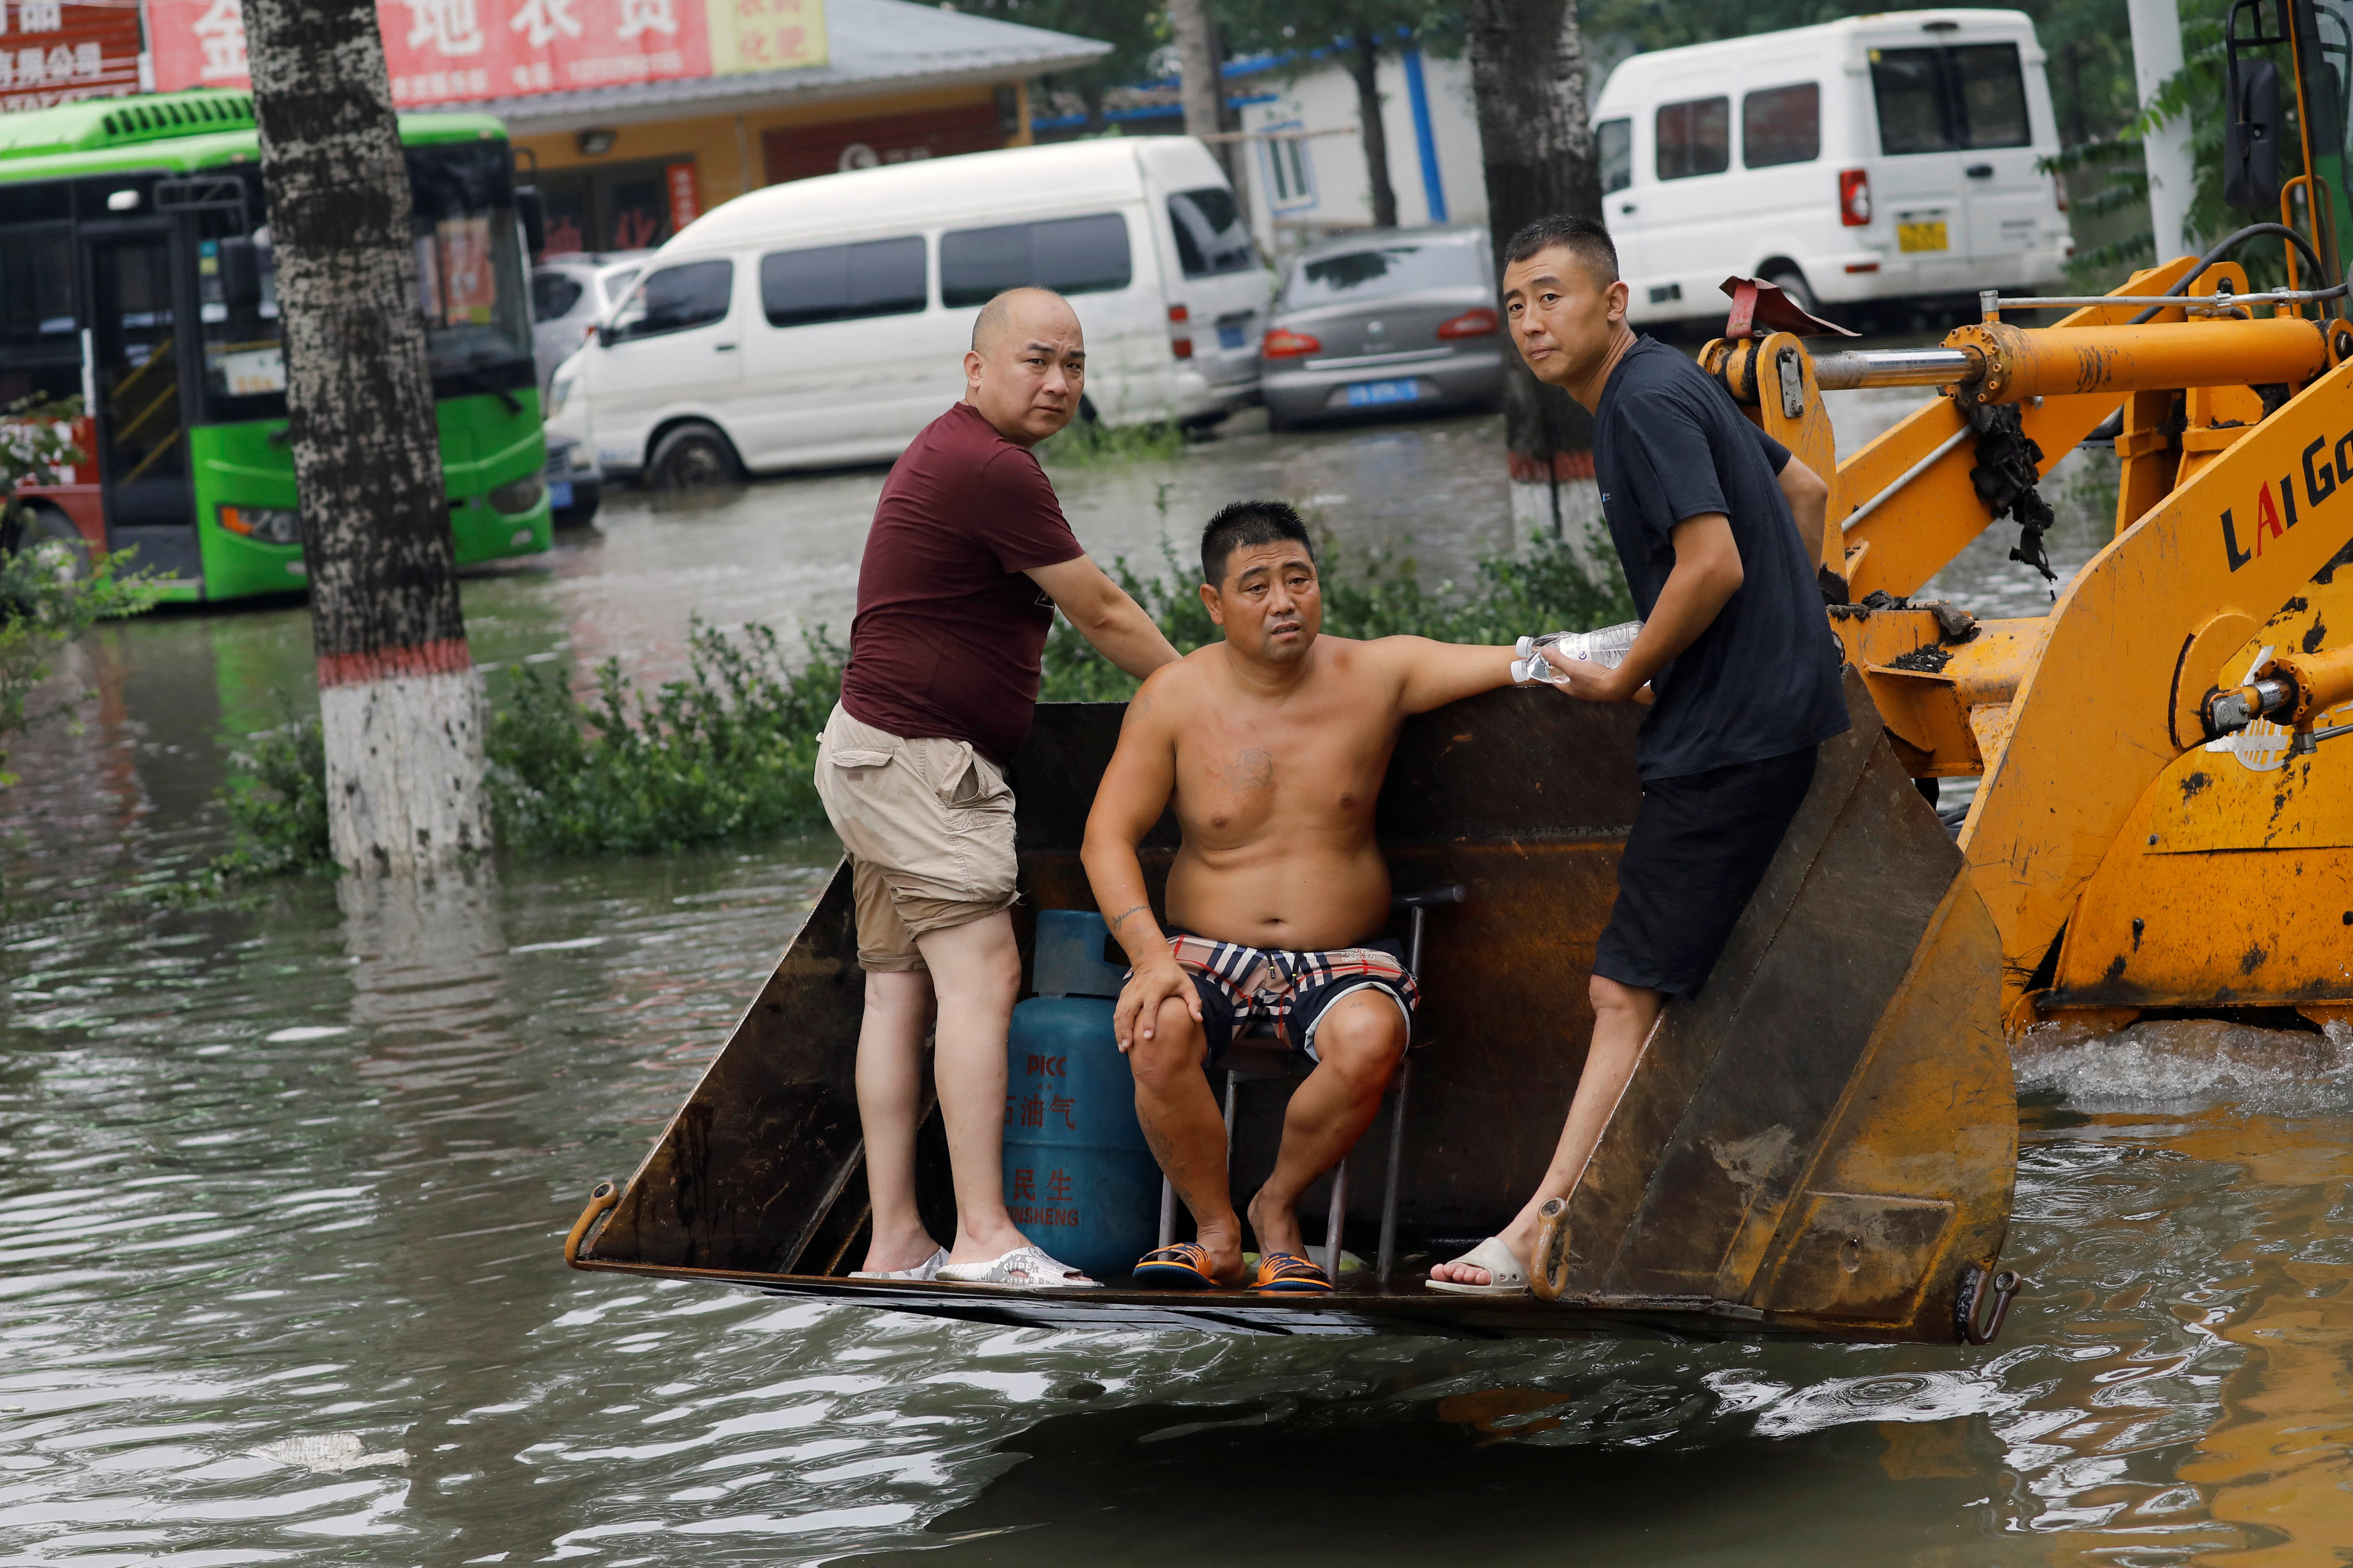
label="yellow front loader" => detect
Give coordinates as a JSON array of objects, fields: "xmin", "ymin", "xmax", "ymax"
[{"xmin": 1707, "ymin": 0, "xmax": 2353, "ymax": 1041}]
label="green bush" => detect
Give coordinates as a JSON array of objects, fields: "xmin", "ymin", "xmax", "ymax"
[
  {"xmin": 1035, "ymin": 416, "xmax": 1190, "ymax": 469},
  {"xmin": 484, "ymin": 618, "xmax": 847, "ymax": 856},
  {"xmin": 216, "ymin": 531, "xmax": 1627, "ymax": 871},
  {"xmin": 215, "ymin": 715, "xmax": 331, "ymax": 878}
]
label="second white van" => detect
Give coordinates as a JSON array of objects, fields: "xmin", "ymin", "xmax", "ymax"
[
  {"xmin": 544, "ymin": 137, "xmax": 1271, "ymax": 486},
  {"xmin": 1591, "ymin": 9, "xmax": 2074, "ymax": 328}
]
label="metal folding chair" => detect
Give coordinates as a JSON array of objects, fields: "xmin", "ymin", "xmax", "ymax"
[{"xmin": 1154, "ymin": 884, "xmax": 1464, "ymax": 1285}]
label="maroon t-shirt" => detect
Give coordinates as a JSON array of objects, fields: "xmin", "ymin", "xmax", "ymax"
[{"xmin": 839, "ymin": 403, "xmax": 1086, "ymax": 764}]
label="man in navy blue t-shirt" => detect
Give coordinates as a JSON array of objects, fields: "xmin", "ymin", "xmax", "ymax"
[{"xmin": 1430, "ymin": 215, "xmax": 1849, "ymax": 1296}]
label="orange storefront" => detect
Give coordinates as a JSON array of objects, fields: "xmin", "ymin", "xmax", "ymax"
[{"xmin": 490, "ymin": 0, "xmax": 1108, "ymax": 257}]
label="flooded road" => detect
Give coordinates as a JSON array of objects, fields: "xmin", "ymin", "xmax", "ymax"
[{"xmin": 14, "ymin": 388, "xmax": 2348, "ymax": 1564}]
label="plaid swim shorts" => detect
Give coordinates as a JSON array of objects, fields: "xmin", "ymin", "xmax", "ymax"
[{"xmin": 1155, "ymin": 932, "xmax": 1419, "ymax": 1063}]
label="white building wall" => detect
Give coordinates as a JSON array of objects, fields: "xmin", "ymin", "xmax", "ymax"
[{"xmin": 1235, "ymin": 50, "xmax": 1486, "ymax": 257}]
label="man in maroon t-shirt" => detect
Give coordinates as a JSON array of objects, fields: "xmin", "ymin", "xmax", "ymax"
[{"xmin": 815, "ymin": 287, "xmax": 1180, "ymax": 1289}]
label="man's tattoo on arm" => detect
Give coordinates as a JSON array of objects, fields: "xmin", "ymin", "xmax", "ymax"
[{"xmin": 1109, "ymin": 903, "xmax": 1150, "ymax": 932}]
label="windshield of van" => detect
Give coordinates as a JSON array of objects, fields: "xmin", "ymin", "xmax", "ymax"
[
  {"xmin": 1283, "ymin": 242, "xmax": 1479, "ymax": 305},
  {"xmin": 1169, "ymin": 187, "xmax": 1258, "ymax": 277}
]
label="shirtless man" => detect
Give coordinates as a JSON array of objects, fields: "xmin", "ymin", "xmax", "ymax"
[{"xmin": 1081, "ymin": 501, "xmax": 1518, "ymax": 1292}]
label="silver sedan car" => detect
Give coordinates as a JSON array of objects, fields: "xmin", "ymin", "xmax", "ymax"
[{"xmin": 1260, "ymin": 227, "xmax": 1505, "ymax": 431}]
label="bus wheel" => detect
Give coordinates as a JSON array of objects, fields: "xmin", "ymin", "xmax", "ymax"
[
  {"xmin": 647, "ymin": 422, "xmax": 742, "ymax": 493},
  {"xmin": 3, "ymin": 505, "xmax": 92, "ymax": 582}
]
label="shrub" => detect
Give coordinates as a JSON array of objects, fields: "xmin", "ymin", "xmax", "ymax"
[
  {"xmin": 484, "ymin": 619, "xmax": 847, "ymax": 856},
  {"xmin": 215, "ymin": 714, "xmax": 331, "ymax": 878},
  {"xmin": 214, "ymin": 531, "xmax": 1628, "ymax": 872}
]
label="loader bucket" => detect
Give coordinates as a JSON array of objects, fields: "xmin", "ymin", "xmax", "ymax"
[{"xmin": 570, "ymin": 668, "xmax": 2015, "ymax": 1343}]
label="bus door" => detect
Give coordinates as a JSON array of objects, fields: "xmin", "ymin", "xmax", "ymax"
[{"xmin": 82, "ymin": 222, "xmax": 202, "ymax": 585}]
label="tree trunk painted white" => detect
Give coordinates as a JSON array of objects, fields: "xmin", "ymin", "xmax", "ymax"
[
  {"xmin": 242, "ymin": 0, "xmax": 491, "ymax": 876},
  {"xmin": 319, "ymin": 659, "xmax": 492, "ymax": 876},
  {"xmin": 1464, "ymin": 0, "xmax": 1604, "ymax": 539},
  {"xmin": 2127, "ymin": 0, "xmax": 2194, "ymax": 261}
]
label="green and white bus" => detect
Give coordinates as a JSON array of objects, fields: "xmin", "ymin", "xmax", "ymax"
[{"xmin": 0, "ymin": 89, "xmax": 550, "ymax": 604}]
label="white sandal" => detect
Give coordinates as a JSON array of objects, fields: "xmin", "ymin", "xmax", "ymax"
[
  {"xmin": 1425, "ymin": 1236, "xmax": 1531, "ymax": 1296},
  {"xmin": 935, "ymin": 1244, "xmax": 1101, "ymax": 1289},
  {"xmin": 850, "ymin": 1246, "xmax": 948, "ymax": 1282}
]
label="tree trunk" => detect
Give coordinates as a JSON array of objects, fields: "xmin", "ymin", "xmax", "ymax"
[
  {"xmin": 1351, "ymin": 29, "xmax": 1399, "ymax": 230},
  {"xmin": 1170, "ymin": 0, "xmax": 1238, "ymax": 186},
  {"xmin": 243, "ymin": 0, "xmax": 491, "ymax": 878},
  {"xmin": 1463, "ymin": 0, "xmax": 1603, "ymax": 540}
]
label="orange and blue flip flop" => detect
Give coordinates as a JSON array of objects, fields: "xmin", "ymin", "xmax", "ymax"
[
  {"xmin": 1250, "ymin": 1251, "xmax": 1334, "ymax": 1293},
  {"xmin": 1133, "ymin": 1242, "xmax": 1220, "ymax": 1289}
]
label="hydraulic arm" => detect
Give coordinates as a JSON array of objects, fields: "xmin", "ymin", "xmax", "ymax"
[{"xmin": 1709, "ymin": 256, "xmax": 2353, "ymax": 1036}]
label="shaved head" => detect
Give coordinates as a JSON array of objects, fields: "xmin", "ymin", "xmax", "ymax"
[
  {"xmin": 963, "ymin": 287, "xmax": 1086, "ymax": 446},
  {"xmin": 973, "ymin": 287, "xmax": 1077, "ymax": 352}
]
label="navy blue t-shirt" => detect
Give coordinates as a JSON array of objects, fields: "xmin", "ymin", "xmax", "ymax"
[{"xmin": 1592, "ymin": 337, "xmax": 1849, "ymax": 780}]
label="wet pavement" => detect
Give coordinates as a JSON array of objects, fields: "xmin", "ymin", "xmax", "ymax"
[{"xmin": 13, "ymin": 384, "xmax": 2347, "ymax": 1565}]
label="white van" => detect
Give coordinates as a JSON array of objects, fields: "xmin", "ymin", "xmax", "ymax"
[
  {"xmin": 1591, "ymin": 9, "xmax": 2074, "ymax": 327},
  {"xmin": 544, "ymin": 138, "xmax": 1270, "ymax": 485}
]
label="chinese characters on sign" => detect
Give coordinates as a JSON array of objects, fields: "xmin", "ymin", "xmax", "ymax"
[
  {"xmin": 149, "ymin": 0, "xmax": 826, "ymax": 109},
  {"xmin": 0, "ymin": 0, "xmax": 146, "ymax": 114}
]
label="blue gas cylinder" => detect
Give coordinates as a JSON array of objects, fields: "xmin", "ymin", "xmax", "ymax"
[{"xmin": 1004, "ymin": 909, "xmax": 1158, "ymax": 1277}]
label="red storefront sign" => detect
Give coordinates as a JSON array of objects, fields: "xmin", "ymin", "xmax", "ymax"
[
  {"xmin": 149, "ymin": 0, "xmax": 773, "ymax": 109},
  {"xmin": 0, "ymin": 0, "xmax": 145, "ymax": 113}
]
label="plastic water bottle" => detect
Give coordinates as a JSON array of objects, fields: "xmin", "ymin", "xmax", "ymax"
[{"xmin": 1512, "ymin": 621, "xmax": 1642, "ymax": 684}]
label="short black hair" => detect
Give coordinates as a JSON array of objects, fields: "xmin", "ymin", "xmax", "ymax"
[
  {"xmin": 1201, "ymin": 500, "xmax": 1315, "ymax": 588},
  {"xmin": 1502, "ymin": 214, "xmax": 1619, "ymax": 286}
]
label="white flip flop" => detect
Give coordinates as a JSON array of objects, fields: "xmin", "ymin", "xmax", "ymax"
[
  {"xmin": 850, "ymin": 1246, "xmax": 948, "ymax": 1282},
  {"xmin": 1425, "ymin": 1236, "xmax": 1531, "ymax": 1296},
  {"xmin": 935, "ymin": 1244, "xmax": 1102, "ymax": 1289}
]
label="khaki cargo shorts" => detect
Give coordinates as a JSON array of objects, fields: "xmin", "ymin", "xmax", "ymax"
[{"xmin": 813, "ymin": 703, "xmax": 1020, "ymax": 973}]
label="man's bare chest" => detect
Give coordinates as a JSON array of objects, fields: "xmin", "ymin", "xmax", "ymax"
[{"xmin": 1171, "ymin": 706, "xmax": 1396, "ymax": 836}]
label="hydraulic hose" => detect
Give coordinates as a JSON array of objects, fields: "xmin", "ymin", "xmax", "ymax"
[{"xmin": 2128, "ymin": 222, "xmax": 2336, "ymax": 323}]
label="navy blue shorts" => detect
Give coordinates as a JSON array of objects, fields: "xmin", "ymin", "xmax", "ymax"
[{"xmin": 1592, "ymin": 747, "xmax": 1817, "ymax": 999}]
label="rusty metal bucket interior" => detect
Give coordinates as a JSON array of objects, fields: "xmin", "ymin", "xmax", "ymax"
[{"xmin": 569, "ymin": 669, "xmax": 2018, "ymax": 1342}]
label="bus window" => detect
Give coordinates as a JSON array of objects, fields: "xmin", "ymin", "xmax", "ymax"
[
  {"xmin": 199, "ymin": 231, "xmax": 286, "ymax": 403},
  {"xmin": 406, "ymin": 141, "xmax": 534, "ymax": 389},
  {"xmin": 1, "ymin": 225, "xmax": 75, "ymax": 352}
]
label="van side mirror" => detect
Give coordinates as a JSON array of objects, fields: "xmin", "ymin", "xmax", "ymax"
[
  {"xmin": 218, "ymin": 236, "xmax": 263, "ymax": 308},
  {"xmin": 2225, "ymin": 59, "xmax": 2281, "ymax": 213},
  {"xmin": 515, "ymin": 185, "xmax": 547, "ymax": 258}
]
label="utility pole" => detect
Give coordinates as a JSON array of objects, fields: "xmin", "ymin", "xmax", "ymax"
[
  {"xmin": 243, "ymin": 0, "xmax": 492, "ymax": 877},
  {"xmin": 2127, "ymin": 0, "xmax": 2195, "ymax": 262},
  {"xmin": 1462, "ymin": 0, "xmax": 1603, "ymax": 541}
]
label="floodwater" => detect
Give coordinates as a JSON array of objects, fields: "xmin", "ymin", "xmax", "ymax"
[{"xmin": 13, "ymin": 392, "xmax": 2351, "ymax": 1565}]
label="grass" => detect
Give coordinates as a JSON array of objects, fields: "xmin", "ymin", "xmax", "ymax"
[
  {"xmin": 1035, "ymin": 416, "xmax": 1190, "ymax": 468},
  {"xmin": 216, "ymin": 530, "xmax": 1630, "ymax": 873}
]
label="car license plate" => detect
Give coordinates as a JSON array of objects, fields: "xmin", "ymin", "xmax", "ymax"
[
  {"xmin": 1218, "ymin": 322, "xmax": 1248, "ymax": 350},
  {"xmin": 548, "ymin": 480, "xmax": 574, "ymax": 509},
  {"xmin": 1345, "ymin": 378, "xmax": 1423, "ymax": 407},
  {"xmin": 1897, "ymin": 220, "xmax": 1949, "ymax": 253}
]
